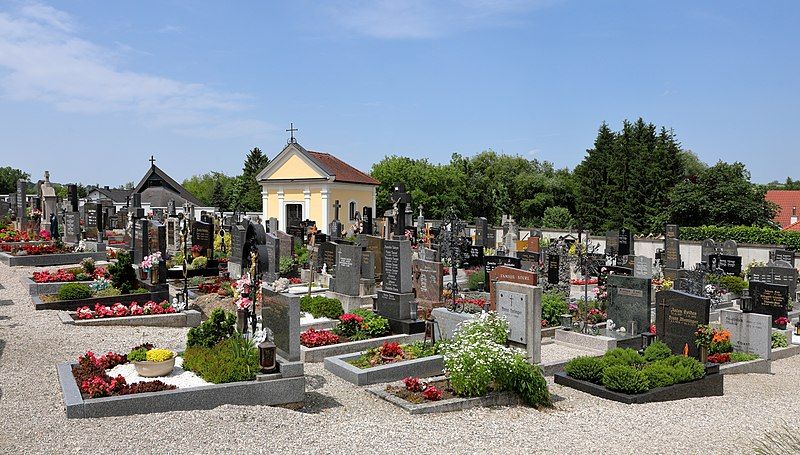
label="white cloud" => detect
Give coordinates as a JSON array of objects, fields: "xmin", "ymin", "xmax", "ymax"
[
  {"xmin": 0, "ymin": 3, "xmax": 269, "ymax": 137},
  {"xmin": 324, "ymin": 0, "xmax": 554, "ymax": 39}
]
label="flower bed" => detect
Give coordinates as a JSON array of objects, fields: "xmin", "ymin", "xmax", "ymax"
[
  {"xmin": 75, "ymin": 300, "xmax": 175, "ymax": 319},
  {"xmin": 72, "ymin": 350, "xmax": 176, "ymax": 399},
  {"xmin": 0, "ymin": 250, "xmax": 108, "ymax": 267},
  {"xmin": 555, "ymin": 343, "xmax": 724, "ymax": 403},
  {"xmin": 33, "ymin": 287, "xmax": 169, "ymax": 311},
  {"xmin": 324, "ymin": 350, "xmax": 444, "ymax": 386}
]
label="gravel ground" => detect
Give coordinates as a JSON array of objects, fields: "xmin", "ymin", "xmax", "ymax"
[{"xmin": 0, "ymin": 261, "xmax": 797, "ymax": 454}]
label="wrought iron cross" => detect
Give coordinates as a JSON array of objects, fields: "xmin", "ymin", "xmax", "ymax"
[
  {"xmin": 286, "ymin": 123, "xmax": 298, "ymax": 143},
  {"xmin": 149, "ymin": 155, "xmax": 156, "ymax": 166}
]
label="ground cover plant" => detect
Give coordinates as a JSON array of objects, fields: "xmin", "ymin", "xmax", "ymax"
[
  {"xmin": 75, "ymin": 300, "xmax": 175, "ymax": 319},
  {"xmin": 71, "ymin": 350, "xmax": 175, "ymax": 398}
]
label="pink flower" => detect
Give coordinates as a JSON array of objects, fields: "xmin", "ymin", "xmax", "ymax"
[{"xmin": 236, "ymin": 297, "xmax": 252, "ymax": 310}]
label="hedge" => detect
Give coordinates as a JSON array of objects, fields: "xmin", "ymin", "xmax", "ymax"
[{"xmin": 680, "ymin": 226, "xmax": 800, "ymax": 250}]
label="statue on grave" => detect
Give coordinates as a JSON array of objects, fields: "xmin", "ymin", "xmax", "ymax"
[{"xmin": 49, "ymin": 212, "xmax": 59, "ymax": 240}]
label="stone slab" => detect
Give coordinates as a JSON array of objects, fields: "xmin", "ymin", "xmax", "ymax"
[
  {"xmin": 719, "ymin": 310, "xmax": 771, "ymax": 359},
  {"xmin": 718, "ymin": 358, "xmax": 771, "ymax": 375},
  {"xmin": 554, "ymin": 330, "xmax": 617, "ymax": 352},
  {"xmin": 0, "ymin": 251, "xmax": 108, "ymax": 267},
  {"xmin": 431, "ymin": 307, "xmax": 478, "ymax": 340},
  {"xmin": 367, "ymin": 375, "xmax": 522, "ymax": 415},
  {"xmin": 59, "ymin": 310, "xmax": 201, "ymax": 328},
  {"xmin": 300, "ymin": 333, "xmax": 424, "ymax": 363},
  {"xmin": 771, "ymin": 344, "xmax": 800, "ymax": 361},
  {"xmin": 57, "ymin": 358, "xmax": 305, "ymax": 418},
  {"xmin": 386, "ymin": 317, "xmax": 426, "ymax": 335},
  {"xmin": 324, "ymin": 352, "xmax": 444, "ymax": 386},
  {"xmin": 325, "ymin": 291, "xmax": 374, "ymax": 313}
]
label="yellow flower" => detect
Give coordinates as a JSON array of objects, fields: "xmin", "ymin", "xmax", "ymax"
[{"xmin": 146, "ymin": 348, "xmax": 174, "ymax": 362}]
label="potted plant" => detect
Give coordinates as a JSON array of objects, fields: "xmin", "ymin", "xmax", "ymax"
[
  {"xmin": 694, "ymin": 325, "xmax": 714, "ymax": 363},
  {"xmin": 129, "ymin": 346, "xmax": 175, "ymax": 377},
  {"xmin": 775, "ymin": 316, "xmax": 790, "ymax": 330}
]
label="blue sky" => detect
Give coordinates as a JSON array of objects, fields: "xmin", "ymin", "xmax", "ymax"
[{"xmin": 0, "ymin": 1, "xmax": 797, "ymax": 186}]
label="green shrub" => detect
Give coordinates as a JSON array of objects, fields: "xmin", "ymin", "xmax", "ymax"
[
  {"xmin": 729, "ymin": 352, "xmax": 760, "ymax": 363},
  {"xmin": 497, "ymin": 353, "xmax": 552, "ymax": 408},
  {"xmin": 718, "ymin": 275, "xmax": 748, "ymax": 295},
  {"xmin": 643, "ymin": 341, "xmax": 673, "ymax": 362},
  {"xmin": 108, "ymin": 251, "xmax": 138, "ymax": 294},
  {"xmin": 541, "ymin": 291, "xmax": 568, "ymax": 327},
  {"xmin": 57, "ymin": 282, "xmax": 92, "ymax": 300},
  {"xmin": 127, "ymin": 347, "xmax": 148, "ymax": 362},
  {"xmin": 182, "ymin": 334, "xmax": 260, "ymax": 384},
  {"xmin": 642, "ymin": 363, "xmax": 677, "ymax": 389},
  {"xmin": 466, "ymin": 270, "xmax": 485, "ymax": 291},
  {"xmin": 359, "ymin": 316, "xmax": 390, "ymax": 338},
  {"xmin": 279, "ymin": 256, "xmax": 295, "ymax": 276},
  {"xmin": 299, "ymin": 296, "xmax": 344, "ymax": 319},
  {"xmin": 603, "ymin": 348, "xmax": 646, "ymax": 369},
  {"xmin": 190, "ymin": 256, "xmax": 208, "ymax": 270},
  {"xmin": 131, "ymin": 288, "xmax": 148, "ymax": 294},
  {"xmin": 681, "ymin": 226, "xmax": 800, "ymax": 250},
  {"xmin": 564, "ymin": 356, "xmax": 605, "ymax": 383},
  {"xmin": 187, "ymin": 308, "xmax": 236, "ymax": 348},
  {"xmin": 772, "ymin": 332, "xmax": 788, "ymax": 349},
  {"xmin": 80, "ymin": 257, "xmax": 96, "ymax": 274},
  {"xmin": 94, "ymin": 287, "xmax": 121, "ymax": 298},
  {"xmin": 602, "ymin": 365, "xmax": 650, "ymax": 394},
  {"xmin": 656, "ymin": 356, "xmax": 705, "ymax": 383}
]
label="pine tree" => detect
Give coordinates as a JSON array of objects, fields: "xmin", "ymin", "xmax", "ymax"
[
  {"xmin": 574, "ymin": 122, "xmax": 615, "ymax": 233},
  {"xmin": 211, "ymin": 177, "xmax": 228, "ymax": 211},
  {"xmin": 240, "ymin": 147, "xmax": 269, "ymax": 212}
]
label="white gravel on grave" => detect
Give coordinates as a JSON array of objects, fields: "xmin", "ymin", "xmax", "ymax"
[
  {"xmin": 4, "ymin": 260, "xmax": 800, "ymax": 454},
  {"xmin": 106, "ymin": 356, "xmax": 209, "ymax": 389},
  {"xmin": 300, "ymin": 312, "xmax": 332, "ymax": 326}
]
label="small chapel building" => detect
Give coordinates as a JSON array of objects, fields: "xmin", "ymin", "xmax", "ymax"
[{"xmin": 256, "ymin": 141, "xmax": 379, "ymax": 233}]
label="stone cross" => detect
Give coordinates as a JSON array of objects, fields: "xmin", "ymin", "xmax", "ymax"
[{"xmin": 333, "ymin": 200, "xmax": 341, "ymax": 221}]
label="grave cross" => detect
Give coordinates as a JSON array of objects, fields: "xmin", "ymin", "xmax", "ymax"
[
  {"xmin": 149, "ymin": 155, "xmax": 156, "ymax": 166},
  {"xmin": 286, "ymin": 122, "xmax": 298, "ymax": 143},
  {"xmin": 333, "ymin": 200, "xmax": 341, "ymax": 220}
]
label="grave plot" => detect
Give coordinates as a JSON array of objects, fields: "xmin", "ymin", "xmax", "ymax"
[
  {"xmin": 0, "ymin": 247, "xmax": 108, "ymax": 267},
  {"xmin": 58, "ymin": 306, "xmax": 305, "ymax": 418}
]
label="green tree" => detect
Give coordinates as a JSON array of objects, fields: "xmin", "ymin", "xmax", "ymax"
[
  {"xmin": 667, "ymin": 161, "xmax": 777, "ymax": 227},
  {"xmin": 240, "ymin": 147, "xmax": 269, "ymax": 211},
  {"xmin": 0, "ymin": 167, "xmax": 29, "ymax": 194},
  {"xmin": 182, "ymin": 172, "xmax": 234, "ymax": 206},
  {"xmin": 211, "ymin": 177, "xmax": 229, "ymax": 211},
  {"xmin": 541, "ymin": 206, "xmax": 574, "ymax": 229}
]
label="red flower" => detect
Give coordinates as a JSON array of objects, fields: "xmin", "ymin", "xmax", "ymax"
[
  {"xmin": 422, "ymin": 385, "xmax": 443, "ymax": 401},
  {"xmin": 379, "ymin": 341, "xmax": 404, "ymax": 358},
  {"xmin": 403, "ymin": 376, "xmax": 426, "ymax": 392},
  {"xmin": 707, "ymin": 353, "xmax": 730, "ymax": 364},
  {"xmin": 300, "ymin": 328, "xmax": 340, "ymax": 347}
]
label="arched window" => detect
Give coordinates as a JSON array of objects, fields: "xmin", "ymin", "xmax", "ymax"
[{"xmin": 349, "ymin": 201, "xmax": 356, "ymax": 221}]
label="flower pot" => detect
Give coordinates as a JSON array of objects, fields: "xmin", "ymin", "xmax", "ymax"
[
  {"xmin": 134, "ymin": 357, "xmax": 175, "ymax": 378},
  {"xmin": 777, "ymin": 324, "xmax": 787, "ymax": 330}
]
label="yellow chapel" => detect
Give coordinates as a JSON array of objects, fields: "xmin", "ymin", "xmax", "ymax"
[{"xmin": 256, "ymin": 141, "xmax": 380, "ymax": 232}]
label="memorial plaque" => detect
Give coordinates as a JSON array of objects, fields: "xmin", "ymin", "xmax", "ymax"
[
  {"xmin": 655, "ymin": 290, "xmax": 710, "ymax": 358},
  {"xmin": 486, "ymin": 229, "xmax": 497, "ymax": 249},
  {"xmin": 382, "ymin": 240, "xmax": 412, "ymax": 294},
  {"xmin": 749, "ymin": 281, "xmax": 789, "ymax": 326},
  {"xmin": 607, "ymin": 275, "xmax": 651, "ymax": 337},
  {"xmin": 546, "ymin": 253, "xmax": 560, "ymax": 285},
  {"xmin": 633, "ymin": 256, "xmax": 652, "ymax": 279},
  {"xmin": 64, "ymin": 212, "xmax": 80, "ymax": 243},
  {"xmin": 497, "ymin": 290, "xmax": 528, "ymax": 344},
  {"xmin": 192, "ymin": 220, "xmax": 213, "ymax": 256},
  {"xmin": 517, "ymin": 251, "xmax": 539, "ymax": 270},
  {"xmin": 526, "ymin": 236, "xmax": 540, "ymax": 253},
  {"xmin": 709, "ymin": 254, "xmax": 742, "ymax": 276},
  {"xmin": 720, "ymin": 310, "xmax": 771, "ymax": 360},
  {"xmin": 420, "ymin": 246, "xmax": 440, "ymax": 262},
  {"xmin": 488, "ymin": 266, "xmax": 537, "ymax": 310},
  {"xmin": 412, "ymin": 258, "xmax": 443, "ymax": 304},
  {"xmin": 483, "ymin": 255, "xmax": 522, "ymax": 292},
  {"xmin": 771, "ymin": 249, "xmax": 795, "ymax": 266}
]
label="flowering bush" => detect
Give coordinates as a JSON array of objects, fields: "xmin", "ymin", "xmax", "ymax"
[
  {"xmin": 379, "ymin": 341, "xmax": 405, "ymax": 359},
  {"xmin": 73, "ymin": 350, "xmax": 175, "ymax": 398},
  {"xmin": 75, "ymin": 301, "xmax": 174, "ymax": 319},
  {"xmin": 300, "ymin": 328, "xmax": 340, "ymax": 347},
  {"xmin": 587, "ymin": 308, "xmax": 607, "ymax": 324},
  {"xmin": 403, "ymin": 376, "xmax": 426, "ymax": 393},
  {"xmin": 21, "ymin": 244, "xmax": 58, "ymax": 255},
  {"xmin": 140, "ymin": 252, "xmax": 162, "ymax": 272},
  {"xmin": 38, "ymin": 229, "xmax": 51, "ymax": 241},
  {"xmin": 334, "ymin": 313, "xmax": 365, "ymax": 338}
]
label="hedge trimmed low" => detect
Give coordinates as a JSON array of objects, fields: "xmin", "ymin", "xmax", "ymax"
[{"xmin": 681, "ymin": 225, "xmax": 800, "ymax": 249}]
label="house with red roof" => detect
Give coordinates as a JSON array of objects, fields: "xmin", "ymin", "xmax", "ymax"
[
  {"xmin": 256, "ymin": 140, "xmax": 380, "ymax": 233},
  {"xmin": 765, "ymin": 190, "xmax": 800, "ymax": 229}
]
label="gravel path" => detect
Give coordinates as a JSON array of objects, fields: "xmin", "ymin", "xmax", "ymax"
[{"xmin": 0, "ymin": 261, "xmax": 796, "ymax": 454}]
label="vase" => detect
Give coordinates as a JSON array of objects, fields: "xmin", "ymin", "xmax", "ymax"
[
  {"xmin": 699, "ymin": 346, "xmax": 708, "ymax": 363},
  {"xmin": 134, "ymin": 357, "xmax": 175, "ymax": 378},
  {"xmin": 236, "ymin": 309, "xmax": 248, "ymax": 333},
  {"xmin": 150, "ymin": 266, "xmax": 159, "ymax": 285}
]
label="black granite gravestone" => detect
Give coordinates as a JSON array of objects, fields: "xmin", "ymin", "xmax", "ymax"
[{"xmin": 655, "ymin": 290, "xmax": 710, "ymax": 358}]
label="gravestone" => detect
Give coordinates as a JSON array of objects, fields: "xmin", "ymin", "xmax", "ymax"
[
  {"xmin": 420, "ymin": 246, "xmax": 441, "ymax": 262},
  {"xmin": 465, "ymin": 245, "xmax": 484, "ymax": 267},
  {"xmin": 228, "ymin": 221, "xmax": 248, "ymax": 279},
  {"xmin": 526, "ymin": 236, "xmax": 540, "ymax": 253},
  {"xmin": 16, "ymin": 179, "xmax": 26, "ymax": 228},
  {"xmin": 701, "ymin": 239, "xmax": 717, "ymax": 264},
  {"xmin": 655, "ymin": 289, "xmax": 710, "ymax": 358},
  {"xmin": 606, "ymin": 275, "xmax": 651, "ymax": 337},
  {"xmin": 483, "ymin": 255, "xmax": 522, "ymax": 292},
  {"xmin": 412, "ymin": 258, "xmax": 443, "ymax": 306},
  {"xmin": 318, "ymin": 241, "xmax": 338, "ymax": 276},
  {"xmin": 605, "ymin": 230, "xmax": 619, "ymax": 256},
  {"xmin": 84, "ymin": 202, "xmax": 98, "ymax": 239},
  {"xmin": 663, "ymin": 238, "xmax": 681, "ymax": 270},
  {"xmin": 709, "ymin": 254, "xmax": 742, "ymax": 276},
  {"xmin": 517, "ymin": 251, "xmax": 539, "ymax": 271},
  {"xmin": 361, "ymin": 250, "xmax": 375, "ymax": 281},
  {"xmin": 618, "ymin": 228, "xmax": 632, "ymax": 256},
  {"xmin": 192, "ymin": 219, "xmax": 214, "ymax": 258},
  {"xmin": 488, "ymin": 266, "xmax": 537, "ymax": 310},
  {"xmin": 268, "ymin": 217, "xmax": 279, "ymax": 234},
  {"xmin": 362, "ymin": 206, "xmax": 373, "ymax": 236},
  {"xmin": 358, "ymin": 235, "xmax": 383, "ymax": 281},
  {"xmin": 261, "ymin": 292, "xmax": 300, "ymax": 361},
  {"xmin": 722, "ymin": 239, "xmax": 738, "ymax": 256},
  {"xmin": 64, "ymin": 212, "xmax": 80, "ymax": 244},
  {"xmin": 332, "ymin": 244, "xmax": 362, "ymax": 296},
  {"xmin": 719, "ymin": 310, "xmax": 771, "ymax": 360},
  {"xmin": 749, "ymin": 281, "xmax": 789, "ymax": 327},
  {"xmin": 474, "ymin": 217, "xmax": 488, "ymax": 247},
  {"xmin": 0, "ymin": 200, "xmax": 9, "ymax": 218},
  {"xmin": 134, "ymin": 219, "xmax": 149, "ymax": 264},
  {"xmin": 263, "ymin": 233, "xmax": 280, "ymax": 283},
  {"xmin": 546, "ymin": 253, "xmax": 560, "ymax": 285},
  {"xmin": 495, "ymin": 282, "xmax": 542, "ymax": 364},
  {"xmin": 277, "ymin": 231, "xmax": 295, "ymax": 260},
  {"xmin": 67, "ymin": 184, "xmax": 78, "ymax": 212},
  {"xmin": 147, "ymin": 220, "xmax": 167, "ymax": 257},
  {"xmin": 382, "ymin": 240, "xmax": 412, "ymax": 294},
  {"xmin": 165, "ymin": 218, "xmax": 179, "ymax": 254},
  {"xmin": 770, "ymin": 249, "xmax": 795, "ymax": 266},
  {"xmin": 750, "ymin": 265, "xmax": 798, "ymax": 301},
  {"xmin": 633, "ymin": 256, "xmax": 653, "ymax": 279},
  {"xmin": 329, "ymin": 200, "xmax": 343, "ymax": 239}
]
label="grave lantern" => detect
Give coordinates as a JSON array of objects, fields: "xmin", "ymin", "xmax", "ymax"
[
  {"xmin": 740, "ymin": 289, "xmax": 753, "ymax": 313},
  {"xmin": 641, "ymin": 332, "xmax": 656, "ymax": 349},
  {"xmin": 409, "ymin": 299, "xmax": 419, "ymax": 321},
  {"xmin": 795, "ymin": 321, "xmax": 800, "ymax": 337},
  {"xmin": 259, "ymin": 340, "xmax": 277, "ymax": 373},
  {"xmin": 560, "ymin": 314, "xmax": 573, "ymax": 330}
]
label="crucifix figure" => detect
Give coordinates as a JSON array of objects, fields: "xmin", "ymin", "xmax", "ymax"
[
  {"xmin": 286, "ymin": 122, "xmax": 298, "ymax": 144},
  {"xmin": 149, "ymin": 155, "xmax": 156, "ymax": 166}
]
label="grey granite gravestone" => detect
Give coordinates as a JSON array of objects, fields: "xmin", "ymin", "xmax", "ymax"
[
  {"xmin": 749, "ymin": 281, "xmax": 789, "ymax": 327},
  {"xmin": 495, "ymin": 281, "xmax": 542, "ymax": 364},
  {"xmin": 606, "ymin": 275, "xmax": 651, "ymax": 337},
  {"xmin": 264, "ymin": 233, "xmax": 280, "ymax": 283},
  {"xmin": 719, "ymin": 310, "xmax": 771, "ymax": 360},
  {"xmin": 382, "ymin": 240, "xmax": 412, "ymax": 294},
  {"xmin": 228, "ymin": 221, "xmax": 247, "ymax": 279},
  {"xmin": 268, "ymin": 217, "xmax": 278, "ymax": 234},
  {"xmin": 332, "ymin": 244, "xmax": 362, "ymax": 296},
  {"xmin": 64, "ymin": 212, "xmax": 80, "ymax": 244},
  {"xmin": 701, "ymin": 239, "xmax": 717, "ymax": 264},
  {"xmin": 722, "ymin": 239, "xmax": 738, "ymax": 256},
  {"xmin": 358, "ymin": 234, "xmax": 383, "ymax": 282},
  {"xmin": 16, "ymin": 179, "xmax": 26, "ymax": 228},
  {"xmin": 655, "ymin": 289, "xmax": 710, "ymax": 358},
  {"xmin": 318, "ymin": 241, "xmax": 338, "ymax": 276},
  {"xmin": 277, "ymin": 231, "xmax": 294, "ymax": 260},
  {"xmin": 361, "ymin": 250, "xmax": 375, "ymax": 281},
  {"xmin": 261, "ymin": 291, "xmax": 300, "ymax": 361},
  {"xmin": 633, "ymin": 256, "xmax": 653, "ymax": 279}
]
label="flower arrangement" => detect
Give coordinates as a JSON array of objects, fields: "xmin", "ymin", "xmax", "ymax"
[
  {"xmin": 707, "ymin": 352, "xmax": 730, "ymax": 364},
  {"xmin": 75, "ymin": 300, "xmax": 174, "ymax": 319},
  {"xmin": 191, "ymin": 245, "xmax": 203, "ymax": 254},
  {"xmin": 571, "ymin": 278, "xmax": 598, "ymax": 285},
  {"xmin": 140, "ymin": 252, "xmax": 162, "ymax": 272},
  {"xmin": 695, "ymin": 324, "xmax": 733, "ymax": 354},
  {"xmin": 587, "ymin": 308, "xmax": 607, "ymax": 324},
  {"xmin": 774, "ymin": 316, "xmax": 790, "ymax": 328},
  {"xmin": 233, "ymin": 275, "xmax": 259, "ymax": 311},
  {"xmin": 145, "ymin": 348, "xmax": 174, "ymax": 362},
  {"xmin": 300, "ymin": 328, "xmax": 341, "ymax": 347},
  {"xmin": 379, "ymin": 341, "xmax": 405, "ymax": 360},
  {"xmin": 20, "ymin": 244, "xmax": 59, "ymax": 255},
  {"xmin": 89, "ymin": 277, "xmax": 111, "ymax": 292},
  {"xmin": 33, "ymin": 269, "xmax": 75, "ymax": 283},
  {"xmin": 271, "ymin": 277, "xmax": 291, "ymax": 293},
  {"xmin": 38, "ymin": 229, "xmax": 51, "ymax": 241}
]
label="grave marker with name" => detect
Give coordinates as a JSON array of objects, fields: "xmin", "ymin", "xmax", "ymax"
[
  {"xmin": 483, "ymin": 255, "xmax": 522, "ymax": 292},
  {"xmin": 607, "ymin": 275, "xmax": 651, "ymax": 337},
  {"xmin": 495, "ymin": 282, "xmax": 542, "ymax": 364},
  {"xmin": 332, "ymin": 244, "xmax": 362, "ymax": 296},
  {"xmin": 412, "ymin": 258, "xmax": 443, "ymax": 305},
  {"xmin": 382, "ymin": 240, "xmax": 412, "ymax": 294},
  {"xmin": 488, "ymin": 266, "xmax": 537, "ymax": 310},
  {"xmin": 655, "ymin": 289, "xmax": 710, "ymax": 358},
  {"xmin": 749, "ymin": 281, "xmax": 789, "ymax": 327},
  {"xmin": 719, "ymin": 310, "xmax": 771, "ymax": 360}
]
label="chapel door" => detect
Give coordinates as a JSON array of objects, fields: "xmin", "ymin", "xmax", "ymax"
[{"xmin": 286, "ymin": 203, "xmax": 303, "ymax": 228}]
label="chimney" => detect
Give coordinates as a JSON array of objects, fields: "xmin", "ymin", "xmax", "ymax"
[
  {"xmin": 104, "ymin": 185, "xmax": 110, "ymax": 190},
  {"xmin": 792, "ymin": 206, "xmax": 798, "ymax": 226}
]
